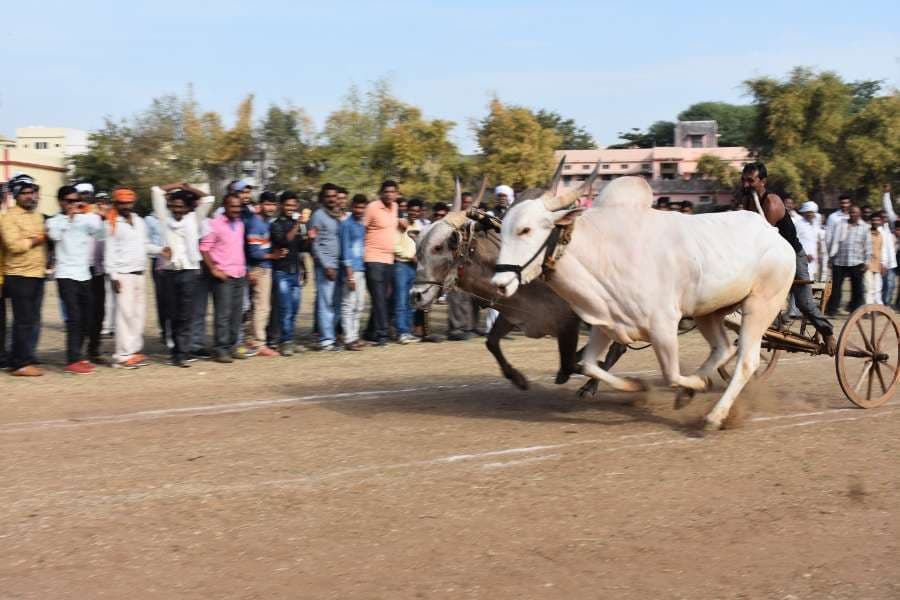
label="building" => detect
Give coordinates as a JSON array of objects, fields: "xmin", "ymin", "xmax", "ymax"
[
  {"xmin": 557, "ymin": 120, "xmax": 750, "ymax": 211},
  {"xmin": 15, "ymin": 126, "xmax": 89, "ymax": 157}
]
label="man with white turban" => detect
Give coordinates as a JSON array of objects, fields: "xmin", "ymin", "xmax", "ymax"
[{"xmin": 796, "ymin": 201, "xmax": 824, "ymax": 282}]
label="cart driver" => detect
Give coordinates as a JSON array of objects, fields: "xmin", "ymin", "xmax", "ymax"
[{"xmin": 741, "ymin": 162, "xmax": 836, "ymax": 355}]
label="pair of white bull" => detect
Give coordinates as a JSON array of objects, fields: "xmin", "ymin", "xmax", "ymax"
[{"xmin": 490, "ymin": 176, "xmax": 796, "ymax": 430}]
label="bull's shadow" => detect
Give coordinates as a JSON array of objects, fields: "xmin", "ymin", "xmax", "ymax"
[{"xmin": 276, "ymin": 375, "xmax": 701, "ymax": 435}]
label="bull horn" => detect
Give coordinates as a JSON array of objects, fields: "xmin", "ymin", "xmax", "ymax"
[
  {"xmin": 543, "ymin": 159, "xmax": 600, "ymax": 211},
  {"xmin": 549, "ymin": 154, "xmax": 566, "ymax": 195},
  {"xmin": 471, "ymin": 177, "xmax": 488, "ymax": 208},
  {"xmin": 451, "ymin": 176, "xmax": 462, "ymax": 212}
]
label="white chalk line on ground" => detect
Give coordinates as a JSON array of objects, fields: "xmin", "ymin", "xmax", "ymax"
[
  {"xmin": 3, "ymin": 405, "xmax": 895, "ymax": 513},
  {"xmin": 0, "ymin": 358, "xmax": 823, "ymax": 434}
]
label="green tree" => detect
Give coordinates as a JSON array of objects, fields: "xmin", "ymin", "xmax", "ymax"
[
  {"xmin": 694, "ymin": 154, "xmax": 740, "ymax": 189},
  {"xmin": 534, "ymin": 109, "xmax": 596, "ymax": 149},
  {"xmin": 476, "ymin": 98, "xmax": 560, "ymax": 190},
  {"xmin": 744, "ymin": 67, "xmax": 895, "ymax": 199},
  {"xmin": 608, "ymin": 120, "xmax": 674, "ymax": 148},
  {"xmin": 260, "ymin": 104, "xmax": 319, "ymax": 193},
  {"xmin": 677, "ymin": 101, "xmax": 757, "ymax": 147}
]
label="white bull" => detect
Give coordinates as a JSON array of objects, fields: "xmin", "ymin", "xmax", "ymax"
[{"xmin": 490, "ymin": 176, "xmax": 796, "ymax": 429}]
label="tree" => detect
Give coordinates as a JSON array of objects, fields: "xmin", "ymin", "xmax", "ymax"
[
  {"xmin": 744, "ymin": 67, "xmax": 896, "ymax": 200},
  {"xmin": 677, "ymin": 101, "xmax": 757, "ymax": 147},
  {"xmin": 694, "ymin": 154, "xmax": 740, "ymax": 189},
  {"xmin": 535, "ymin": 109, "xmax": 596, "ymax": 149},
  {"xmin": 607, "ymin": 120, "xmax": 674, "ymax": 148},
  {"xmin": 260, "ymin": 104, "xmax": 318, "ymax": 193},
  {"xmin": 475, "ymin": 98, "xmax": 560, "ymax": 190}
]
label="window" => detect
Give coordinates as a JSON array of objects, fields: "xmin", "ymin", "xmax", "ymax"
[
  {"xmin": 562, "ymin": 175, "xmax": 572, "ymax": 184},
  {"xmin": 660, "ymin": 162, "xmax": 678, "ymax": 180},
  {"xmin": 601, "ymin": 175, "xmax": 613, "ymax": 181},
  {"xmin": 698, "ymin": 195, "xmax": 712, "ymax": 204},
  {"xmin": 620, "ymin": 164, "xmax": 628, "ymax": 169},
  {"xmin": 602, "ymin": 164, "xmax": 610, "ymax": 169},
  {"xmin": 55, "ymin": 144, "xmax": 61, "ymax": 148},
  {"xmin": 563, "ymin": 164, "xmax": 571, "ymax": 170},
  {"xmin": 689, "ymin": 134, "xmax": 704, "ymax": 148},
  {"xmin": 582, "ymin": 164, "xmax": 591, "ymax": 170},
  {"xmin": 35, "ymin": 142, "xmax": 48, "ymax": 150},
  {"xmin": 641, "ymin": 163, "xmax": 651, "ymax": 170}
]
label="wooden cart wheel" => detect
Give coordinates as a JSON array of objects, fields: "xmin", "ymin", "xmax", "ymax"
[
  {"xmin": 835, "ymin": 304, "xmax": 900, "ymax": 408},
  {"xmin": 717, "ymin": 345, "xmax": 781, "ymax": 382}
]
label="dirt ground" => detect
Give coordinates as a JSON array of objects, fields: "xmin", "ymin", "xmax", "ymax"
[{"xmin": 1, "ymin": 286, "xmax": 898, "ymax": 600}]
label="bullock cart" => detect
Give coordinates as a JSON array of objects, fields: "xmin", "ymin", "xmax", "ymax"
[{"xmin": 719, "ymin": 281, "xmax": 900, "ymax": 408}]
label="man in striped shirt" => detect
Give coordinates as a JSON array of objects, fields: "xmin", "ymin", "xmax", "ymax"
[{"xmin": 826, "ymin": 206, "xmax": 871, "ymax": 315}]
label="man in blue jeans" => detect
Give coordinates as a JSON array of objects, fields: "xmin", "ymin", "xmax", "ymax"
[
  {"xmin": 308, "ymin": 184, "xmax": 343, "ymax": 351},
  {"xmin": 393, "ymin": 207, "xmax": 420, "ymax": 344},
  {"xmin": 270, "ymin": 191, "xmax": 308, "ymax": 355}
]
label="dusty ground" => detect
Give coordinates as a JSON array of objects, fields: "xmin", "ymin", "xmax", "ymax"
[{"xmin": 1, "ymin": 286, "xmax": 898, "ymax": 599}]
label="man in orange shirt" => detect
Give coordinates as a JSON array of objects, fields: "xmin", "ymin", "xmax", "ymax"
[{"xmin": 363, "ymin": 180, "xmax": 401, "ymax": 347}]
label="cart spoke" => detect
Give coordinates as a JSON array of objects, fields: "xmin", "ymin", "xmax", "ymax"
[
  {"xmin": 870, "ymin": 311, "xmax": 877, "ymax": 350},
  {"xmin": 845, "ymin": 342, "xmax": 869, "ymax": 356},
  {"xmin": 874, "ymin": 319, "xmax": 893, "ymax": 354},
  {"xmin": 853, "ymin": 361, "xmax": 873, "ymax": 393},
  {"xmin": 873, "ymin": 361, "xmax": 888, "ymax": 395},
  {"xmin": 867, "ymin": 361, "xmax": 875, "ymax": 400},
  {"xmin": 855, "ymin": 320, "xmax": 874, "ymax": 354}
]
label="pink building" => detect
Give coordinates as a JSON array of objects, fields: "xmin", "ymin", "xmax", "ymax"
[{"xmin": 557, "ymin": 121, "xmax": 751, "ymax": 211}]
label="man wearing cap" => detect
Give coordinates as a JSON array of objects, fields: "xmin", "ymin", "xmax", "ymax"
[
  {"xmin": 104, "ymin": 188, "xmax": 161, "ymax": 368},
  {"xmin": 796, "ymin": 201, "xmax": 824, "ymax": 282},
  {"xmin": 0, "ymin": 175, "xmax": 48, "ymax": 376}
]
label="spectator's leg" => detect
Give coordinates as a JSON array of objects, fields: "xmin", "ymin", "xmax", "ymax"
[
  {"xmin": 848, "ymin": 265, "xmax": 865, "ymax": 312},
  {"xmin": 315, "ymin": 265, "xmax": 337, "ymax": 348},
  {"xmin": 7, "ymin": 276, "xmax": 41, "ymax": 370},
  {"xmin": 826, "ymin": 265, "xmax": 846, "ymax": 315},
  {"xmin": 88, "ymin": 273, "xmax": 105, "ymax": 359}
]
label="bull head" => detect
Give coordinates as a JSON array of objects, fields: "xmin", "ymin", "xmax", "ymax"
[{"xmin": 542, "ymin": 159, "xmax": 600, "ymax": 212}]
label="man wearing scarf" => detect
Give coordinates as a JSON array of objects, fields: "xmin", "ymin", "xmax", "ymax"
[
  {"xmin": 0, "ymin": 174, "xmax": 47, "ymax": 376},
  {"xmin": 105, "ymin": 188, "xmax": 161, "ymax": 368},
  {"xmin": 151, "ymin": 182, "xmax": 215, "ymax": 367}
]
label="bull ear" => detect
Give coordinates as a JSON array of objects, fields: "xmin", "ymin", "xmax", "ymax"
[
  {"xmin": 448, "ymin": 230, "xmax": 460, "ymax": 250},
  {"xmin": 553, "ymin": 207, "xmax": 585, "ymax": 226}
]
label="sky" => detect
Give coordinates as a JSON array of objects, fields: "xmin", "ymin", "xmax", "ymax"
[{"xmin": 3, "ymin": 0, "xmax": 898, "ymax": 153}]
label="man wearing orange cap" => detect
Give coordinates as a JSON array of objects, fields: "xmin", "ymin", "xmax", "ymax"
[{"xmin": 104, "ymin": 188, "xmax": 163, "ymax": 368}]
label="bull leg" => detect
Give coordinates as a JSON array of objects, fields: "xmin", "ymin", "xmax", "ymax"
[
  {"xmin": 555, "ymin": 319, "xmax": 582, "ymax": 384},
  {"xmin": 704, "ymin": 295, "xmax": 776, "ymax": 430},
  {"xmin": 578, "ymin": 342, "xmax": 628, "ymax": 397},
  {"xmin": 649, "ymin": 323, "xmax": 708, "ymax": 404},
  {"xmin": 692, "ymin": 311, "xmax": 736, "ymax": 381},
  {"xmin": 579, "ymin": 328, "xmax": 644, "ymax": 394},
  {"xmin": 486, "ymin": 315, "xmax": 528, "ymax": 390}
]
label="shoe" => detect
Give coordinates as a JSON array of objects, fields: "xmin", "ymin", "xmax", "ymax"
[
  {"xmin": 191, "ymin": 348, "xmax": 213, "ymax": 359},
  {"xmin": 344, "ymin": 343, "xmax": 363, "ymax": 351},
  {"xmin": 422, "ymin": 334, "xmax": 445, "ymax": 343},
  {"xmin": 130, "ymin": 353, "xmax": 150, "ymax": 366},
  {"xmin": 318, "ymin": 344, "xmax": 341, "ymax": 352},
  {"xmin": 77, "ymin": 360, "xmax": 97, "ymax": 372},
  {"xmin": 184, "ymin": 356, "xmax": 198, "ymax": 363},
  {"xmin": 398, "ymin": 333, "xmax": 421, "ymax": 344},
  {"xmin": 447, "ymin": 330, "xmax": 473, "ymax": 341},
  {"xmin": 168, "ymin": 358, "xmax": 191, "ymax": 368},
  {"xmin": 374, "ymin": 340, "xmax": 388, "ymax": 348},
  {"xmin": 231, "ymin": 348, "xmax": 249, "ymax": 360},
  {"xmin": 256, "ymin": 346, "xmax": 281, "ymax": 357},
  {"xmin": 101, "ymin": 328, "xmax": 114, "ymax": 337},
  {"xmin": 88, "ymin": 355, "xmax": 109, "ymax": 366},
  {"xmin": 239, "ymin": 345, "xmax": 259, "ymax": 358},
  {"xmin": 214, "ymin": 353, "xmax": 234, "ymax": 364},
  {"xmin": 65, "ymin": 362, "xmax": 93, "ymax": 375},
  {"xmin": 279, "ymin": 342, "xmax": 295, "ymax": 357},
  {"xmin": 473, "ymin": 329, "xmax": 487, "ymax": 337},
  {"xmin": 12, "ymin": 365, "xmax": 43, "ymax": 377}
]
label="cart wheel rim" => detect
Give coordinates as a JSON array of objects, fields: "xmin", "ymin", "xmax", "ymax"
[{"xmin": 835, "ymin": 304, "xmax": 900, "ymax": 409}]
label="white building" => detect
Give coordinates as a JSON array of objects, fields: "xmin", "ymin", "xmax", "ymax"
[{"xmin": 15, "ymin": 126, "xmax": 89, "ymax": 157}]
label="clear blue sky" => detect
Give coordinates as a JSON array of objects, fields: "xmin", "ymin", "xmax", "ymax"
[{"xmin": 3, "ymin": 0, "xmax": 898, "ymax": 152}]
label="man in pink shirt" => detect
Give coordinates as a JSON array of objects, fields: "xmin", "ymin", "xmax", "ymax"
[
  {"xmin": 363, "ymin": 180, "xmax": 401, "ymax": 346},
  {"xmin": 200, "ymin": 193, "xmax": 247, "ymax": 363}
]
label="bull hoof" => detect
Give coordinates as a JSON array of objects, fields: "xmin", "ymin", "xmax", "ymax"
[
  {"xmin": 673, "ymin": 388, "xmax": 696, "ymax": 410},
  {"xmin": 620, "ymin": 378, "xmax": 646, "ymax": 393},
  {"xmin": 703, "ymin": 417, "xmax": 724, "ymax": 431},
  {"xmin": 508, "ymin": 370, "xmax": 530, "ymax": 391},
  {"xmin": 577, "ymin": 380, "xmax": 598, "ymax": 399},
  {"xmin": 555, "ymin": 370, "xmax": 572, "ymax": 385}
]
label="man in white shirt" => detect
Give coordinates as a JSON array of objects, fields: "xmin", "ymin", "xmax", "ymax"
[
  {"xmin": 151, "ymin": 183, "xmax": 215, "ymax": 367},
  {"xmin": 795, "ymin": 201, "xmax": 824, "ymax": 283},
  {"xmin": 104, "ymin": 188, "xmax": 162, "ymax": 368}
]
